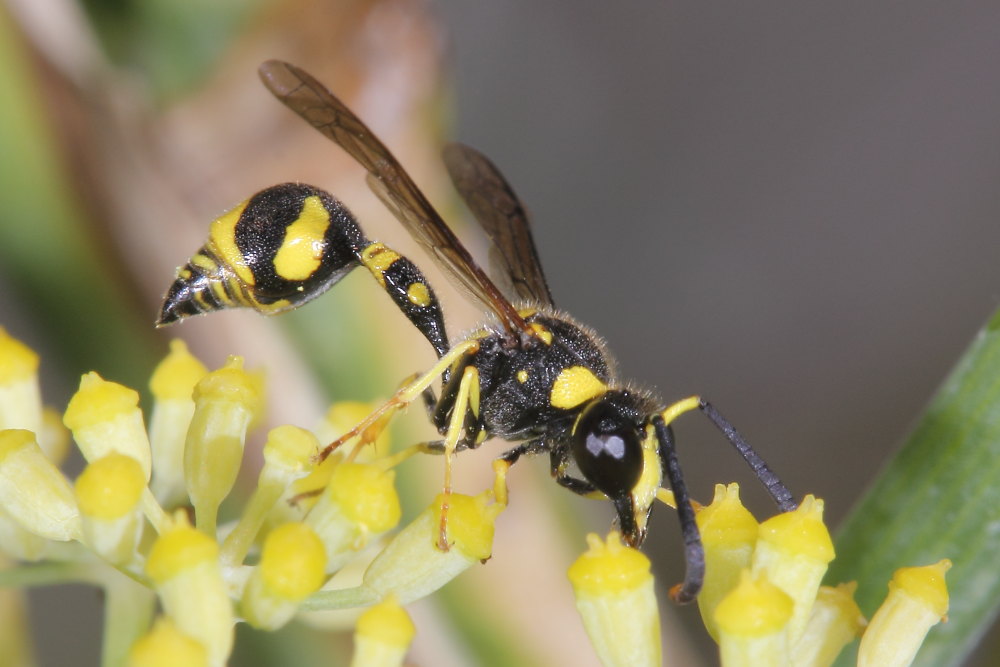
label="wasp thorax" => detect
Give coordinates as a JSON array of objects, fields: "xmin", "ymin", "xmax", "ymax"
[{"xmin": 157, "ymin": 184, "xmax": 366, "ymax": 327}]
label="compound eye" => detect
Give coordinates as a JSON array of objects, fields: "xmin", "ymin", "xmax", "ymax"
[{"xmin": 571, "ymin": 399, "xmax": 643, "ymax": 500}]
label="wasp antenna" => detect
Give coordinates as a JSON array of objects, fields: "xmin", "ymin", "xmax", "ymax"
[{"xmin": 698, "ymin": 400, "xmax": 797, "ymax": 512}]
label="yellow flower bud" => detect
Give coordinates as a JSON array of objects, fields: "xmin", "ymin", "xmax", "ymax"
[
  {"xmin": 127, "ymin": 617, "xmax": 208, "ymax": 667},
  {"xmin": 0, "ymin": 506, "xmax": 49, "ymax": 560},
  {"xmin": 242, "ymin": 522, "xmax": 327, "ymax": 630},
  {"xmin": 308, "ymin": 492, "xmax": 501, "ymax": 609},
  {"xmin": 148, "ymin": 340, "xmax": 207, "ymax": 507},
  {"xmin": 306, "ymin": 462, "xmax": 401, "ymax": 572},
  {"xmin": 753, "ymin": 495, "xmax": 834, "ymax": 644},
  {"xmin": 38, "ymin": 407, "xmax": 70, "ymax": 465},
  {"xmin": 0, "ymin": 429, "xmax": 80, "ymax": 541},
  {"xmin": 567, "ymin": 532, "xmax": 661, "ymax": 667},
  {"xmin": 349, "ymin": 596, "xmax": 415, "ymax": 667},
  {"xmin": 793, "ymin": 582, "xmax": 866, "ymax": 667},
  {"xmin": 0, "ymin": 328, "xmax": 42, "ymax": 436},
  {"xmin": 858, "ymin": 560, "xmax": 950, "ymax": 667},
  {"xmin": 696, "ymin": 483, "xmax": 759, "ymax": 639},
  {"xmin": 715, "ymin": 570, "xmax": 793, "ymax": 667},
  {"xmin": 75, "ymin": 453, "xmax": 146, "ymax": 565},
  {"xmin": 146, "ymin": 517, "xmax": 233, "ymax": 667},
  {"xmin": 221, "ymin": 425, "xmax": 319, "ymax": 567},
  {"xmin": 184, "ymin": 356, "xmax": 261, "ymax": 534},
  {"xmin": 64, "ymin": 372, "xmax": 151, "ymax": 479}
]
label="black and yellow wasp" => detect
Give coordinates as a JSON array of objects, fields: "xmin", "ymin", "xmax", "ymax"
[{"xmin": 159, "ymin": 60, "xmax": 796, "ymax": 602}]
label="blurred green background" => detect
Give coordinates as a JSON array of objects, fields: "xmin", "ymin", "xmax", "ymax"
[{"xmin": 3, "ymin": 1, "xmax": 1000, "ymax": 665}]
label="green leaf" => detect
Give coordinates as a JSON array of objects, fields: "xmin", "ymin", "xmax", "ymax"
[{"xmin": 827, "ymin": 308, "xmax": 1000, "ymax": 666}]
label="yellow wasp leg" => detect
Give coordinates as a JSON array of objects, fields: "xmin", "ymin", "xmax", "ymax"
[
  {"xmin": 437, "ymin": 364, "xmax": 480, "ymax": 551},
  {"xmin": 317, "ymin": 339, "xmax": 480, "ymax": 462}
]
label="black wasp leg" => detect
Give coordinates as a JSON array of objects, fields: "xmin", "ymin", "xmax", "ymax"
[
  {"xmin": 698, "ymin": 400, "xmax": 796, "ymax": 512},
  {"xmin": 498, "ymin": 438, "xmax": 548, "ymax": 465},
  {"xmin": 417, "ymin": 439, "xmax": 474, "ymax": 455},
  {"xmin": 651, "ymin": 415, "xmax": 704, "ymax": 604},
  {"xmin": 545, "ymin": 447, "xmax": 598, "ymax": 496}
]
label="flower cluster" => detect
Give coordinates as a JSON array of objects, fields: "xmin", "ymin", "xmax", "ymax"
[
  {"xmin": 568, "ymin": 484, "xmax": 950, "ymax": 666},
  {"xmin": 0, "ymin": 330, "xmax": 502, "ymax": 666},
  {"xmin": 0, "ymin": 327, "xmax": 950, "ymax": 666}
]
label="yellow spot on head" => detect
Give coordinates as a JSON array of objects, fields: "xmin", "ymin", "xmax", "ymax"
[
  {"xmin": 361, "ymin": 243, "xmax": 401, "ymax": 288},
  {"xmin": 406, "ymin": 282, "xmax": 431, "ymax": 307},
  {"xmin": 207, "ymin": 201, "xmax": 253, "ymax": 285},
  {"xmin": 550, "ymin": 366, "xmax": 607, "ymax": 409},
  {"xmin": 516, "ymin": 369, "xmax": 529, "ymax": 384},
  {"xmin": 273, "ymin": 196, "xmax": 331, "ymax": 281}
]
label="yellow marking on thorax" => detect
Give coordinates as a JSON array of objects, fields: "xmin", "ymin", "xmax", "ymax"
[
  {"xmin": 207, "ymin": 201, "xmax": 254, "ymax": 285},
  {"xmin": 273, "ymin": 195, "xmax": 330, "ymax": 281},
  {"xmin": 517, "ymin": 307, "xmax": 538, "ymax": 319},
  {"xmin": 530, "ymin": 323, "xmax": 553, "ymax": 345},
  {"xmin": 516, "ymin": 370, "xmax": 529, "ymax": 384},
  {"xmin": 550, "ymin": 366, "xmax": 607, "ymax": 409},
  {"xmin": 407, "ymin": 282, "xmax": 431, "ymax": 307},
  {"xmin": 361, "ymin": 243, "xmax": 401, "ymax": 287}
]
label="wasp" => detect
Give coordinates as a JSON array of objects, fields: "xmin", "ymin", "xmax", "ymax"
[{"xmin": 158, "ymin": 60, "xmax": 796, "ymax": 602}]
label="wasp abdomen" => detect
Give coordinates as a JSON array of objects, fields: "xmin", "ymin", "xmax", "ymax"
[{"xmin": 158, "ymin": 183, "xmax": 448, "ymax": 357}]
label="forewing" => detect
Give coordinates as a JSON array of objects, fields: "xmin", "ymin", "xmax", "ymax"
[
  {"xmin": 258, "ymin": 59, "xmax": 528, "ymax": 336},
  {"xmin": 442, "ymin": 143, "xmax": 554, "ymax": 307}
]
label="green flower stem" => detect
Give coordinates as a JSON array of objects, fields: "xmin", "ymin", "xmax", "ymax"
[
  {"xmin": 101, "ymin": 570, "xmax": 155, "ymax": 667},
  {"xmin": 827, "ymin": 308, "xmax": 1000, "ymax": 666},
  {"xmin": 0, "ymin": 560, "xmax": 102, "ymax": 588},
  {"xmin": 301, "ymin": 586, "xmax": 380, "ymax": 612}
]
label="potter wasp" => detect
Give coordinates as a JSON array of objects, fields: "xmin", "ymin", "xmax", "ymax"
[{"xmin": 158, "ymin": 60, "xmax": 796, "ymax": 601}]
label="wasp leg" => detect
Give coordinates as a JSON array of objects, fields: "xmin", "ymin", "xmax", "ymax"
[
  {"xmin": 436, "ymin": 364, "xmax": 481, "ymax": 551},
  {"xmin": 651, "ymin": 415, "xmax": 704, "ymax": 604},
  {"xmin": 318, "ymin": 340, "xmax": 480, "ymax": 462}
]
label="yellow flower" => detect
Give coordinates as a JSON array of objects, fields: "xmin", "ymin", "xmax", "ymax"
[
  {"xmin": 567, "ymin": 531, "xmax": 661, "ymax": 667},
  {"xmin": 349, "ymin": 596, "xmax": 415, "ymax": 667},
  {"xmin": 858, "ymin": 560, "xmax": 951, "ymax": 667}
]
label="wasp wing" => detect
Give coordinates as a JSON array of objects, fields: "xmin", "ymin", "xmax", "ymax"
[
  {"xmin": 258, "ymin": 59, "xmax": 529, "ymax": 338},
  {"xmin": 442, "ymin": 143, "xmax": 554, "ymax": 307}
]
